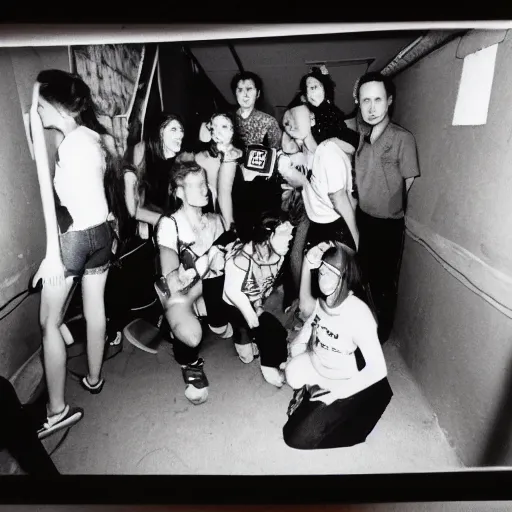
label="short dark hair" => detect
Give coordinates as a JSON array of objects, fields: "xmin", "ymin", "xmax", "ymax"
[
  {"xmin": 355, "ymin": 72, "xmax": 396, "ymax": 104},
  {"xmin": 171, "ymin": 160, "xmax": 205, "ymax": 190},
  {"xmin": 230, "ymin": 71, "xmax": 263, "ymax": 97}
]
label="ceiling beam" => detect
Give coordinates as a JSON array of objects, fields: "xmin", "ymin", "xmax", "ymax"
[
  {"xmin": 381, "ymin": 30, "xmax": 468, "ymax": 77},
  {"xmin": 228, "ymin": 42, "xmax": 245, "ymax": 73}
]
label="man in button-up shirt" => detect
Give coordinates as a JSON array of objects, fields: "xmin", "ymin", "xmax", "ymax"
[{"xmin": 353, "ymin": 72, "xmax": 420, "ymax": 344}]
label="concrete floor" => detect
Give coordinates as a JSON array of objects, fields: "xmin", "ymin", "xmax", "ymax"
[{"xmin": 38, "ymin": 290, "xmax": 462, "ymax": 475}]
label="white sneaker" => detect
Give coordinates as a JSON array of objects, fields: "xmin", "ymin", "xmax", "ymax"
[
  {"xmin": 252, "ymin": 342, "xmax": 259, "ymax": 358},
  {"xmin": 261, "ymin": 365, "xmax": 285, "ymax": 388},
  {"xmin": 209, "ymin": 322, "xmax": 233, "ymax": 339},
  {"xmin": 184, "ymin": 384, "xmax": 208, "ymax": 405},
  {"xmin": 181, "ymin": 359, "xmax": 209, "ymax": 405},
  {"xmin": 235, "ymin": 342, "xmax": 254, "ymax": 364}
]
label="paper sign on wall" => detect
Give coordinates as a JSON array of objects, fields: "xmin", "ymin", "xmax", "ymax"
[{"xmin": 452, "ymin": 43, "xmax": 498, "ymax": 126}]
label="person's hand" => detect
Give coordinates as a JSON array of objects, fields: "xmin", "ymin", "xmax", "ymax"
[
  {"xmin": 166, "ymin": 266, "xmax": 197, "ymax": 294},
  {"xmin": 305, "ymin": 241, "xmax": 334, "ymax": 269},
  {"xmin": 208, "ymin": 246, "xmax": 225, "ymax": 273},
  {"xmin": 33, "ymin": 255, "xmax": 66, "ymax": 289},
  {"xmin": 218, "ymin": 144, "xmax": 242, "ymax": 163},
  {"xmin": 288, "ymin": 340, "xmax": 308, "ymax": 359},
  {"xmin": 278, "ymin": 154, "xmax": 293, "ymax": 173},
  {"xmin": 309, "ymin": 385, "xmax": 350, "ymax": 405},
  {"xmin": 279, "ymin": 165, "xmax": 308, "ymax": 189}
]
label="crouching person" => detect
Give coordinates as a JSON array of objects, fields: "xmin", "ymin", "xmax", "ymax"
[
  {"xmin": 154, "ymin": 161, "xmax": 233, "ymax": 405},
  {"xmin": 282, "ymin": 241, "xmax": 393, "ymax": 449},
  {"xmin": 223, "ymin": 214, "xmax": 294, "ymax": 387}
]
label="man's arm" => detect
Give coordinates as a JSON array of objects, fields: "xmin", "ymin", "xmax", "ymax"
[
  {"xmin": 405, "ymin": 177, "xmax": 415, "ymax": 194},
  {"xmin": 323, "ymin": 143, "xmax": 359, "ymax": 249},
  {"xmin": 400, "ymin": 132, "xmax": 420, "ymax": 193},
  {"xmin": 329, "ymin": 189, "xmax": 359, "ymax": 250}
]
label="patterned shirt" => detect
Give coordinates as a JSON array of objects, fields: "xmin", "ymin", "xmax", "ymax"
[{"xmin": 235, "ymin": 109, "xmax": 282, "ymax": 149}]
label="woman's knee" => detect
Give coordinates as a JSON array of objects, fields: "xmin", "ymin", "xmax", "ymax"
[
  {"xmin": 174, "ymin": 324, "xmax": 202, "ymax": 347},
  {"xmin": 285, "ymin": 353, "xmax": 317, "ymax": 389},
  {"xmin": 282, "ymin": 421, "xmax": 315, "ymax": 450},
  {"xmin": 167, "ymin": 309, "xmax": 202, "ymax": 347}
]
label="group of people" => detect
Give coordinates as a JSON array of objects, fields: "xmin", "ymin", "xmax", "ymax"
[{"xmin": 29, "ymin": 61, "xmax": 420, "ymax": 452}]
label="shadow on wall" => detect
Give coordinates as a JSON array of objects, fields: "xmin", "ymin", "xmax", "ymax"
[{"xmin": 478, "ymin": 352, "xmax": 512, "ymax": 467}]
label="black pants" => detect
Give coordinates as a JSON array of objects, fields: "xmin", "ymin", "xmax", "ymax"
[
  {"xmin": 283, "ymin": 377, "xmax": 393, "ymax": 450},
  {"xmin": 356, "ymin": 208, "xmax": 405, "ymax": 343},
  {"xmin": 0, "ymin": 377, "xmax": 59, "ymax": 475},
  {"xmin": 173, "ymin": 275, "xmax": 230, "ymax": 366},
  {"xmin": 105, "ymin": 237, "xmax": 160, "ymax": 338},
  {"xmin": 228, "ymin": 306, "xmax": 288, "ymax": 368},
  {"xmin": 306, "ymin": 217, "xmax": 356, "ymax": 252}
]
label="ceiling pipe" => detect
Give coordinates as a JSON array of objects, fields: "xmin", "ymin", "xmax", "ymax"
[{"xmin": 381, "ymin": 29, "xmax": 468, "ymax": 77}]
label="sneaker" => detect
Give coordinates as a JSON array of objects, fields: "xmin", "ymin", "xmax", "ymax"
[
  {"xmin": 209, "ymin": 322, "xmax": 233, "ymax": 339},
  {"xmin": 181, "ymin": 358, "xmax": 209, "ymax": 405},
  {"xmin": 235, "ymin": 342, "xmax": 254, "ymax": 364},
  {"xmin": 261, "ymin": 365, "xmax": 285, "ymax": 388}
]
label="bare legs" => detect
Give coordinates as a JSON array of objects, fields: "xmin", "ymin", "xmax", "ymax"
[
  {"xmin": 81, "ymin": 270, "xmax": 109, "ymax": 385},
  {"xmin": 40, "ymin": 277, "xmax": 76, "ymax": 416},
  {"xmin": 40, "ymin": 268, "xmax": 109, "ymax": 414}
]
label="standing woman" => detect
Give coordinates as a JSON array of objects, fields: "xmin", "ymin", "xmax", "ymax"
[
  {"xmin": 30, "ymin": 70, "xmax": 118, "ymax": 437},
  {"xmin": 195, "ymin": 112, "xmax": 243, "ymax": 229}
]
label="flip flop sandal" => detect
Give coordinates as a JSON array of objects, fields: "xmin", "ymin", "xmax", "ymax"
[
  {"xmin": 80, "ymin": 376, "xmax": 105, "ymax": 394},
  {"xmin": 37, "ymin": 404, "xmax": 84, "ymax": 440}
]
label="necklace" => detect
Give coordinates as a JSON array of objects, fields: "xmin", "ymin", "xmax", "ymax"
[{"xmin": 185, "ymin": 211, "xmax": 208, "ymax": 237}]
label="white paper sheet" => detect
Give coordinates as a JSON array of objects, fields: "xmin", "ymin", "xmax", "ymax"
[{"xmin": 452, "ymin": 43, "xmax": 499, "ymax": 126}]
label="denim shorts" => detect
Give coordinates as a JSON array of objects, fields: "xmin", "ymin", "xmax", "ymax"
[{"xmin": 59, "ymin": 221, "xmax": 114, "ymax": 278}]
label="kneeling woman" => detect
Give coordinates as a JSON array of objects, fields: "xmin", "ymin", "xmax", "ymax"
[
  {"xmin": 154, "ymin": 161, "xmax": 232, "ymax": 405},
  {"xmin": 223, "ymin": 215, "xmax": 294, "ymax": 387},
  {"xmin": 283, "ymin": 242, "xmax": 393, "ymax": 449}
]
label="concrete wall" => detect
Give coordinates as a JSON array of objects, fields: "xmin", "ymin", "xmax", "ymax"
[
  {"xmin": 0, "ymin": 46, "xmax": 69, "ymax": 383},
  {"xmin": 392, "ymin": 32, "xmax": 512, "ymax": 466}
]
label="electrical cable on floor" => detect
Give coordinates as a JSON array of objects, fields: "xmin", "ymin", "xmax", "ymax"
[{"xmin": 0, "ymin": 290, "xmax": 30, "ymax": 322}]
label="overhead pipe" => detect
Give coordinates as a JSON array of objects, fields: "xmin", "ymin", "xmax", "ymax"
[{"xmin": 381, "ymin": 29, "xmax": 468, "ymax": 77}]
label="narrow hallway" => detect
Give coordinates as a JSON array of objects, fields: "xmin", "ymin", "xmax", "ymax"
[{"xmin": 41, "ymin": 288, "xmax": 461, "ymax": 475}]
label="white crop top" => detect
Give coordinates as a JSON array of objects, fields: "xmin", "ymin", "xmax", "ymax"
[{"xmin": 53, "ymin": 126, "xmax": 109, "ymax": 232}]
